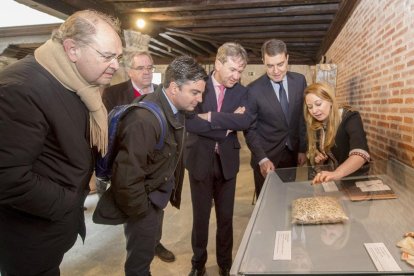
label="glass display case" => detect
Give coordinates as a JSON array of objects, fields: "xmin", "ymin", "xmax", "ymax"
[{"xmin": 231, "ymin": 159, "xmax": 414, "ymax": 275}]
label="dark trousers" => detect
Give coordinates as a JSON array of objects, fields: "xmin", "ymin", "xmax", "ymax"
[
  {"xmin": 123, "ymin": 204, "xmax": 162, "ymax": 276},
  {"xmin": 189, "ymin": 153, "xmax": 236, "ymax": 270},
  {"xmin": 156, "ymin": 210, "xmax": 164, "ymax": 245},
  {"xmin": 98, "ymin": 180, "xmax": 164, "ymax": 246},
  {"xmin": 253, "ymin": 146, "xmax": 296, "ymax": 199},
  {"xmin": 0, "ymin": 267, "xmax": 60, "ymax": 276}
]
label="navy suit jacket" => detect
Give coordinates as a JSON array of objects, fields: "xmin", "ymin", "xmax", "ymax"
[
  {"xmin": 185, "ymin": 75, "xmax": 250, "ymax": 180},
  {"xmin": 244, "ymin": 71, "xmax": 307, "ymax": 166}
]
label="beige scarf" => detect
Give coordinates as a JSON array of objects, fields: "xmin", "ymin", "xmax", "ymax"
[{"xmin": 35, "ymin": 39, "xmax": 108, "ymax": 156}]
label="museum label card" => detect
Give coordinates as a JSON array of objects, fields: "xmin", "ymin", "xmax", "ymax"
[
  {"xmin": 364, "ymin": 243, "xmax": 401, "ymax": 271},
  {"xmin": 322, "ymin": 181, "xmax": 338, "ymax": 192},
  {"xmin": 356, "ymin": 179, "xmax": 391, "ymax": 192},
  {"xmin": 273, "ymin": 231, "xmax": 291, "ymax": 260}
]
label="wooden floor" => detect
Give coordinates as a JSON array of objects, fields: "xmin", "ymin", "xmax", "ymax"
[{"xmin": 60, "ymin": 136, "xmax": 255, "ymax": 276}]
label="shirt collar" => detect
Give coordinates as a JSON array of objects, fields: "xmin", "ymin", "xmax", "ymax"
[
  {"xmin": 211, "ymin": 72, "xmax": 223, "ymax": 89},
  {"xmin": 162, "ymin": 87, "xmax": 178, "ymax": 115},
  {"xmin": 131, "ymin": 81, "xmax": 154, "ymax": 94},
  {"xmin": 270, "ymin": 75, "xmax": 287, "ymax": 86}
]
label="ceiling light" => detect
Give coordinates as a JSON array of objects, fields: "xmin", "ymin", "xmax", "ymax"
[{"xmin": 136, "ymin": 19, "xmax": 145, "ymax": 29}]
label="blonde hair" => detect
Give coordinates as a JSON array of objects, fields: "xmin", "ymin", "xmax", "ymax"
[{"xmin": 304, "ymin": 82, "xmax": 340, "ymax": 164}]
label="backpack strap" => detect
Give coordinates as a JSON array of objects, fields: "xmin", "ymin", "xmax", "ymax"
[
  {"xmin": 107, "ymin": 100, "xmax": 167, "ymax": 153},
  {"xmin": 136, "ymin": 101, "xmax": 167, "ymax": 150},
  {"xmin": 95, "ymin": 101, "xmax": 167, "ymax": 180}
]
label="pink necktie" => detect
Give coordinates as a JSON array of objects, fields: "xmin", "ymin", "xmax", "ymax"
[{"xmin": 217, "ymin": 84, "xmax": 225, "ymax": 112}]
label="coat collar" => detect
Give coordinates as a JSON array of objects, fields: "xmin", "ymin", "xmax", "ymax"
[{"xmin": 155, "ymin": 85, "xmax": 184, "ymax": 130}]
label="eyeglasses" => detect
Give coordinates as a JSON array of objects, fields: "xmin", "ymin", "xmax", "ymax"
[
  {"xmin": 131, "ymin": 65, "xmax": 155, "ymax": 72},
  {"xmin": 85, "ymin": 43, "xmax": 123, "ymax": 63}
]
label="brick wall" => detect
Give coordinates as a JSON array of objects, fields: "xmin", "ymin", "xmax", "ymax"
[{"xmin": 325, "ymin": 0, "xmax": 414, "ymax": 166}]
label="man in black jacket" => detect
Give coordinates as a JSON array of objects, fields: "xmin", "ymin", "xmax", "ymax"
[
  {"xmin": 99, "ymin": 49, "xmax": 175, "ymax": 262},
  {"xmin": 94, "ymin": 56, "xmax": 207, "ymax": 276},
  {"xmin": 0, "ymin": 10, "xmax": 122, "ymax": 276}
]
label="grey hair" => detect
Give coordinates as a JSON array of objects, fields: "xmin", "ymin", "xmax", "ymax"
[
  {"xmin": 215, "ymin": 42, "xmax": 248, "ymax": 66},
  {"xmin": 51, "ymin": 9, "xmax": 121, "ymax": 45},
  {"xmin": 163, "ymin": 56, "xmax": 207, "ymax": 88},
  {"xmin": 122, "ymin": 49, "xmax": 153, "ymax": 68},
  {"xmin": 261, "ymin": 39, "xmax": 288, "ymax": 59}
]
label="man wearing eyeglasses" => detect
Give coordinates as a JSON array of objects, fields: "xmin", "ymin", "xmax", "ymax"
[
  {"xmin": 0, "ymin": 10, "xmax": 122, "ymax": 276},
  {"xmin": 100, "ymin": 49, "xmax": 176, "ymax": 263},
  {"xmin": 102, "ymin": 49, "xmax": 157, "ymax": 112}
]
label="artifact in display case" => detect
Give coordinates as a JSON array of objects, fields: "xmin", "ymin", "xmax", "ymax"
[
  {"xmin": 291, "ymin": 196, "xmax": 349, "ymax": 224},
  {"xmin": 340, "ymin": 176, "xmax": 398, "ymax": 201},
  {"xmin": 397, "ymin": 234, "xmax": 414, "ymax": 267}
]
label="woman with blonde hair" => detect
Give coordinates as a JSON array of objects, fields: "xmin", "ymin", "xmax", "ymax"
[{"xmin": 304, "ymin": 82, "xmax": 370, "ymax": 184}]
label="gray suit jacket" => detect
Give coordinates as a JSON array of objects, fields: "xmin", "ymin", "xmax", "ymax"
[{"xmin": 244, "ymin": 71, "xmax": 307, "ymax": 166}]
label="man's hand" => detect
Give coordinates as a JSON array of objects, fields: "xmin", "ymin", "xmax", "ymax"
[
  {"xmin": 226, "ymin": 107, "xmax": 246, "ymax": 136},
  {"xmin": 233, "ymin": 106, "xmax": 245, "ymax": 114},
  {"xmin": 197, "ymin": 113, "xmax": 209, "ymax": 121},
  {"xmin": 260, "ymin": 160, "xmax": 275, "ymax": 178}
]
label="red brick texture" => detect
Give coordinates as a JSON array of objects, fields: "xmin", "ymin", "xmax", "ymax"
[{"xmin": 325, "ymin": 0, "xmax": 414, "ymax": 166}]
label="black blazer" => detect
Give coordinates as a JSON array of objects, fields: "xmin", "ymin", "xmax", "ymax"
[
  {"xmin": 185, "ymin": 75, "xmax": 250, "ymax": 180},
  {"xmin": 244, "ymin": 71, "xmax": 307, "ymax": 165}
]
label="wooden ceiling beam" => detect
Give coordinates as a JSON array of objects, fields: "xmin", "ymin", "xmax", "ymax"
[
  {"xmin": 164, "ymin": 29, "xmax": 222, "ymax": 44},
  {"xmin": 150, "ymin": 38, "xmax": 188, "ymax": 57},
  {"xmin": 15, "ymin": 0, "xmax": 75, "ymax": 18},
  {"xmin": 179, "ymin": 37, "xmax": 216, "ymax": 55},
  {"xmin": 17, "ymin": 0, "xmax": 118, "ymax": 18},
  {"xmin": 240, "ymin": 37, "xmax": 323, "ymax": 43},
  {"xmin": 118, "ymin": 0, "xmax": 340, "ymax": 13},
  {"xmin": 0, "ymin": 24, "xmax": 60, "ymax": 38},
  {"xmin": 148, "ymin": 50, "xmax": 164, "ymax": 58},
  {"xmin": 219, "ymin": 31, "xmax": 326, "ymax": 39},
  {"xmin": 155, "ymin": 15, "xmax": 334, "ymax": 29},
  {"xmin": 131, "ymin": 4, "xmax": 339, "ymax": 21},
  {"xmin": 191, "ymin": 24, "xmax": 329, "ymax": 34},
  {"xmin": 148, "ymin": 43, "xmax": 176, "ymax": 57},
  {"xmin": 159, "ymin": 33, "xmax": 204, "ymax": 56}
]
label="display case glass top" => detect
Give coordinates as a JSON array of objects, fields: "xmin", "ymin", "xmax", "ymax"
[{"xmin": 231, "ymin": 159, "xmax": 414, "ymax": 275}]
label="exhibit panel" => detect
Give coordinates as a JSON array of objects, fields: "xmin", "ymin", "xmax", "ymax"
[{"xmin": 231, "ymin": 159, "xmax": 414, "ymax": 275}]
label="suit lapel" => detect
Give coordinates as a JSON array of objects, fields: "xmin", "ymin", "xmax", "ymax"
[
  {"xmin": 220, "ymin": 85, "xmax": 234, "ymax": 113},
  {"xmin": 263, "ymin": 78, "xmax": 279, "ymax": 105},
  {"xmin": 205, "ymin": 78, "xmax": 218, "ymax": 111},
  {"xmin": 286, "ymin": 72, "xmax": 296, "ymax": 125}
]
